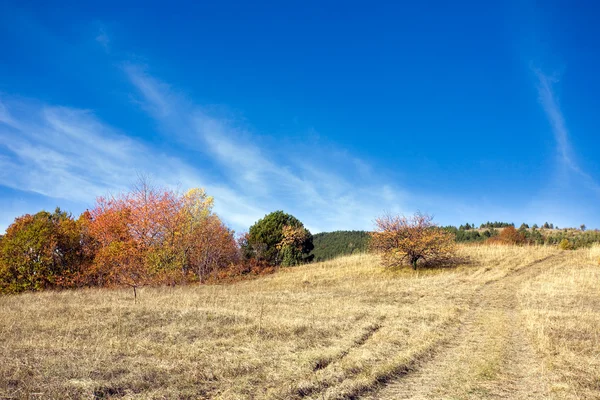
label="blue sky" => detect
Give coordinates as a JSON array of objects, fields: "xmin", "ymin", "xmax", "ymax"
[{"xmin": 1, "ymin": 0, "xmax": 600, "ymax": 233}]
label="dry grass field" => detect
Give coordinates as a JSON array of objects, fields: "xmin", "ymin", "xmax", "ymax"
[
  {"xmin": 518, "ymin": 246, "xmax": 600, "ymax": 399},
  {"xmin": 0, "ymin": 245, "xmax": 598, "ymax": 399}
]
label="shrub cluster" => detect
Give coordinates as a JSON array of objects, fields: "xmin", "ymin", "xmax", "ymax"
[
  {"xmin": 543, "ymin": 230, "xmax": 600, "ymax": 249},
  {"xmin": 442, "ymin": 226, "xmax": 499, "ymax": 243},
  {"xmin": 442, "ymin": 221, "xmax": 600, "ymax": 249},
  {"xmin": 487, "ymin": 226, "xmax": 526, "ymax": 245},
  {"xmin": 501, "ymin": 225, "xmax": 599, "ymax": 248}
]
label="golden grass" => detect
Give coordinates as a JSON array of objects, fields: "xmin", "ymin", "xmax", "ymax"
[
  {"xmin": 0, "ymin": 244, "xmax": 594, "ymax": 399},
  {"xmin": 518, "ymin": 245, "xmax": 600, "ymax": 398},
  {"xmin": 365, "ymin": 244, "xmax": 560, "ymax": 399}
]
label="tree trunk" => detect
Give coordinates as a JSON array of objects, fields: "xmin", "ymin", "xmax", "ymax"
[{"xmin": 410, "ymin": 255, "xmax": 420, "ymax": 270}]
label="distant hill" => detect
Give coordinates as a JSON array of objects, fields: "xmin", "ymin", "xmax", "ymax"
[{"xmin": 310, "ymin": 230, "xmax": 370, "ymax": 261}]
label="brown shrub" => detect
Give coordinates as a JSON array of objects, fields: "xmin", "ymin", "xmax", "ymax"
[
  {"xmin": 370, "ymin": 212, "xmax": 457, "ymax": 270},
  {"xmin": 487, "ymin": 226, "xmax": 526, "ymax": 245}
]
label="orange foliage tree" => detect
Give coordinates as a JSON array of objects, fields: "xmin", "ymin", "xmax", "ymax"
[
  {"xmin": 486, "ymin": 226, "xmax": 526, "ymax": 245},
  {"xmin": 86, "ymin": 180, "xmax": 238, "ymax": 297},
  {"xmin": 187, "ymin": 215, "xmax": 239, "ymax": 282},
  {"xmin": 370, "ymin": 212, "xmax": 457, "ymax": 270},
  {"xmin": 87, "ymin": 196, "xmax": 148, "ymax": 297}
]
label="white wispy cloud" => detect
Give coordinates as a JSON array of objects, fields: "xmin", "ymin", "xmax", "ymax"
[
  {"xmin": 535, "ymin": 69, "xmax": 600, "ymax": 195},
  {"xmin": 122, "ymin": 64, "xmax": 410, "ymax": 232},
  {"xmin": 0, "ymin": 94, "xmax": 283, "ymax": 233},
  {"xmin": 4, "ymin": 62, "xmax": 566, "ymax": 233},
  {"xmin": 0, "ymin": 64, "xmax": 485, "ymax": 234},
  {"xmin": 0, "ymin": 96, "xmax": 207, "ymax": 209}
]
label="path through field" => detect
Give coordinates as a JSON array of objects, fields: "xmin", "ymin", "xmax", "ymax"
[{"xmin": 364, "ymin": 253, "xmax": 564, "ymax": 400}]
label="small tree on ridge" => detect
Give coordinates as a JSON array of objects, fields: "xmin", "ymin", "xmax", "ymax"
[{"xmin": 370, "ymin": 212, "xmax": 456, "ymax": 270}]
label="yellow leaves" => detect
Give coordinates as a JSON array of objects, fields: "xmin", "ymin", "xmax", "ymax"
[
  {"xmin": 183, "ymin": 188, "xmax": 214, "ymax": 219},
  {"xmin": 277, "ymin": 225, "xmax": 310, "ymax": 251}
]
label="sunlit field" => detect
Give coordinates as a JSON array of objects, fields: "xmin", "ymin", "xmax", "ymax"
[
  {"xmin": 1, "ymin": 245, "xmax": 598, "ymax": 399},
  {"xmin": 518, "ymin": 245, "xmax": 600, "ymax": 399}
]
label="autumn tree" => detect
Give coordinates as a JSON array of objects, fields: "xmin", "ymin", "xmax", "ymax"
[
  {"xmin": 186, "ymin": 215, "xmax": 239, "ymax": 281},
  {"xmin": 277, "ymin": 225, "xmax": 314, "ymax": 266},
  {"xmin": 170, "ymin": 188, "xmax": 214, "ymax": 277},
  {"xmin": 87, "ymin": 181, "xmax": 238, "ymax": 297},
  {"xmin": 370, "ymin": 212, "xmax": 457, "ymax": 270},
  {"xmin": 244, "ymin": 211, "xmax": 313, "ymax": 266},
  {"xmin": 487, "ymin": 226, "xmax": 526, "ymax": 245},
  {"xmin": 159, "ymin": 187, "xmax": 238, "ymax": 282},
  {"xmin": 89, "ymin": 183, "xmax": 181, "ymax": 297},
  {"xmin": 0, "ymin": 208, "xmax": 91, "ymax": 293},
  {"xmin": 88, "ymin": 196, "xmax": 148, "ymax": 298}
]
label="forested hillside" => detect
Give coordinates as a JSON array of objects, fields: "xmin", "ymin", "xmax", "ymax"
[{"xmin": 310, "ymin": 230, "xmax": 370, "ymax": 261}]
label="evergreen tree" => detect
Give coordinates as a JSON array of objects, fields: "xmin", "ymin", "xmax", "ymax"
[{"xmin": 245, "ymin": 211, "xmax": 313, "ymax": 266}]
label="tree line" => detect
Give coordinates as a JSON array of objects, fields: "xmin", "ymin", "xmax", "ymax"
[
  {"xmin": 0, "ymin": 181, "xmax": 314, "ymax": 295},
  {"xmin": 445, "ymin": 222, "xmax": 597, "ymax": 248},
  {"xmin": 2, "ymin": 185, "xmax": 599, "ymax": 295}
]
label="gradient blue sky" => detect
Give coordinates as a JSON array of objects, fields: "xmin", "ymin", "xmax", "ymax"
[{"xmin": 1, "ymin": 0, "xmax": 600, "ymax": 233}]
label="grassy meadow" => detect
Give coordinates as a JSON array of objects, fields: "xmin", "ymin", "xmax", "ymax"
[
  {"xmin": 1, "ymin": 245, "xmax": 598, "ymax": 399},
  {"xmin": 518, "ymin": 246, "xmax": 600, "ymax": 399}
]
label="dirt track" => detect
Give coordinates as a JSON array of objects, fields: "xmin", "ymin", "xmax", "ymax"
[{"xmin": 363, "ymin": 254, "xmax": 564, "ymax": 400}]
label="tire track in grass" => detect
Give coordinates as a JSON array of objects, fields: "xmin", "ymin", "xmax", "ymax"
[{"xmin": 360, "ymin": 253, "xmax": 561, "ymax": 400}]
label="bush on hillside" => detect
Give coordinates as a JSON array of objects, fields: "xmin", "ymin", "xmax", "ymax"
[
  {"xmin": 558, "ymin": 239, "xmax": 572, "ymax": 250},
  {"xmin": 523, "ymin": 227, "xmax": 545, "ymax": 245},
  {"xmin": 544, "ymin": 230, "xmax": 600, "ymax": 249},
  {"xmin": 441, "ymin": 226, "xmax": 499, "ymax": 243},
  {"xmin": 487, "ymin": 226, "xmax": 526, "ymax": 245},
  {"xmin": 371, "ymin": 212, "xmax": 457, "ymax": 270}
]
